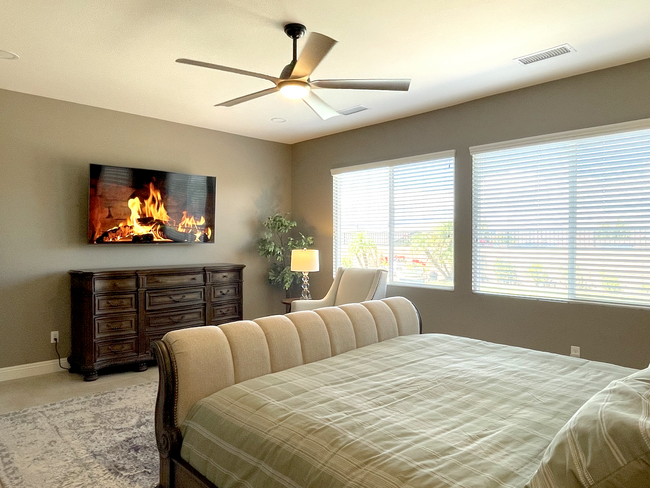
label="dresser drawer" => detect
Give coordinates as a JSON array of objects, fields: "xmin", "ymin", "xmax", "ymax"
[
  {"xmin": 211, "ymin": 283, "xmax": 241, "ymax": 301},
  {"xmin": 145, "ymin": 287, "xmax": 205, "ymax": 310},
  {"xmin": 95, "ymin": 314, "xmax": 137, "ymax": 338},
  {"xmin": 211, "ymin": 269, "xmax": 242, "ymax": 283},
  {"xmin": 95, "ymin": 337, "xmax": 138, "ymax": 361},
  {"xmin": 94, "ymin": 294, "xmax": 137, "ymax": 314},
  {"xmin": 211, "ymin": 301, "xmax": 241, "ymax": 325},
  {"xmin": 70, "ymin": 264, "xmax": 243, "ymax": 380},
  {"xmin": 145, "ymin": 307, "xmax": 205, "ymax": 329},
  {"xmin": 94, "ymin": 276, "xmax": 137, "ymax": 293},
  {"xmin": 143, "ymin": 272, "xmax": 204, "ymax": 289}
]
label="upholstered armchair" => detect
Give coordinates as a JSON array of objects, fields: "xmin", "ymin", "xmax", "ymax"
[{"xmin": 291, "ymin": 267, "xmax": 388, "ymax": 312}]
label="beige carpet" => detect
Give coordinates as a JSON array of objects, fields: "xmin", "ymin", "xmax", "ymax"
[{"xmin": 0, "ymin": 381, "xmax": 158, "ymax": 488}]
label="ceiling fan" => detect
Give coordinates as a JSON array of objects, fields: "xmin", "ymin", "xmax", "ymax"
[{"xmin": 176, "ymin": 23, "xmax": 411, "ymax": 120}]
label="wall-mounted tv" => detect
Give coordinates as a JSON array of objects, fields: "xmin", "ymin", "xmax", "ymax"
[{"xmin": 88, "ymin": 164, "xmax": 215, "ymax": 244}]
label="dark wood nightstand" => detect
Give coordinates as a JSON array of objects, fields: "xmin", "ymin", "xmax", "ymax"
[{"xmin": 281, "ymin": 298, "xmax": 298, "ymax": 314}]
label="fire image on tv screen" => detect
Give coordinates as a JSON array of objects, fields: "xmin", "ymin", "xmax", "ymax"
[{"xmin": 88, "ymin": 164, "xmax": 215, "ymax": 244}]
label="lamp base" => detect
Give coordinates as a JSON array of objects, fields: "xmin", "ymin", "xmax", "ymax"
[{"xmin": 300, "ymin": 272, "xmax": 311, "ymax": 300}]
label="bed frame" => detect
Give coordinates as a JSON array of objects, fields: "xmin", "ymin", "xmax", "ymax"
[
  {"xmin": 151, "ymin": 297, "xmax": 422, "ymax": 488},
  {"xmin": 152, "ymin": 337, "xmax": 217, "ymax": 488}
]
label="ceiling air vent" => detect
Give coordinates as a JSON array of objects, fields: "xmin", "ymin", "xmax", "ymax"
[
  {"xmin": 338, "ymin": 105, "xmax": 368, "ymax": 116},
  {"xmin": 515, "ymin": 44, "xmax": 575, "ymax": 65}
]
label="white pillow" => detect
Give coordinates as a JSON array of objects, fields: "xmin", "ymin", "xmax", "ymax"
[{"xmin": 526, "ymin": 367, "xmax": 650, "ymax": 488}]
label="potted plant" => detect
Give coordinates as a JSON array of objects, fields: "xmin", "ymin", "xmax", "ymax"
[{"xmin": 258, "ymin": 214, "xmax": 314, "ymax": 297}]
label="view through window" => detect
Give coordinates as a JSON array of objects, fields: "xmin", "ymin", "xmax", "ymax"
[
  {"xmin": 471, "ymin": 121, "xmax": 650, "ymax": 307},
  {"xmin": 333, "ymin": 152, "xmax": 454, "ymax": 288}
]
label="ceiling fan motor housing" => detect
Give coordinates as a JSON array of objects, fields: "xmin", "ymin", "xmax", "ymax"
[{"xmin": 284, "ymin": 23, "xmax": 307, "ymax": 40}]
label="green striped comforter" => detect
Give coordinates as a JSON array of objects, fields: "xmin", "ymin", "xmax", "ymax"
[{"xmin": 180, "ymin": 334, "xmax": 635, "ymax": 488}]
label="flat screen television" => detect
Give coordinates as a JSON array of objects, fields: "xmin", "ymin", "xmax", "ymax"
[{"xmin": 88, "ymin": 164, "xmax": 215, "ymax": 244}]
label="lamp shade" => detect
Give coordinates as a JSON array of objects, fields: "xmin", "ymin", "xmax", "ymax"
[{"xmin": 291, "ymin": 249, "xmax": 319, "ymax": 272}]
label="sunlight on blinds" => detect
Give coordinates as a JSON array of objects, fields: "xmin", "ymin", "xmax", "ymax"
[
  {"xmin": 333, "ymin": 153, "xmax": 454, "ymax": 288},
  {"xmin": 472, "ymin": 123, "xmax": 650, "ymax": 307}
]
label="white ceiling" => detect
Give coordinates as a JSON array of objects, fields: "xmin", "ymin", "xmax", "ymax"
[{"xmin": 2, "ymin": 1, "xmax": 650, "ymax": 144}]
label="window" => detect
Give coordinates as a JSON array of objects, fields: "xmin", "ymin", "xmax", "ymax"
[
  {"xmin": 332, "ymin": 151, "xmax": 454, "ymax": 288},
  {"xmin": 471, "ymin": 120, "xmax": 650, "ymax": 307}
]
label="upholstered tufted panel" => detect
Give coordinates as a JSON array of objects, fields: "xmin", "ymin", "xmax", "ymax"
[
  {"xmin": 254, "ymin": 315, "xmax": 303, "ymax": 373},
  {"xmin": 314, "ymin": 307, "xmax": 358, "ymax": 356},
  {"xmin": 163, "ymin": 296, "xmax": 420, "ymax": 427},
  {"xmin": 163, "ymin": 326, "xmax": 235, "ymax": 431},
  {"xmin": 338, "ymin": 303, "xmax": 380, "ymax": 348}
]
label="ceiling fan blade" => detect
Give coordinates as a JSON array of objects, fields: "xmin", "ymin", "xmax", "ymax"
[
  {"xmin": 312, "ymin": 79, "xmax": 411, "ymax": 91},
  {"xmin": 290, "ymin": 33, "xmax": 337, "ymax": 79},
  {"xmin": 215, "ymin": 87, "xmax": 279, "ymax": 107},
  {"xmin": 176, "ymin": 58, "xmax": 279, "ymax": 83},
  {"xmin": 302, "ymin": 91, "xmax": 340, "ymax": 120}
]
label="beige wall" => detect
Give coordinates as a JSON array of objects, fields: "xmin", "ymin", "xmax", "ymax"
[
  {"xmin": 291, "ymin": 58, "xmax": 650, "ymax": 369},
  {"xmin": 0, "ymin": 89, "xmax": 291, "ymax": 369},
  {"xmin": 2, "ymin": 59, "xmax": 649, "ymax": 372}
]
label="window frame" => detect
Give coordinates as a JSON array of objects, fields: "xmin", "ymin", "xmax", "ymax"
[
  {"xmin": 332, "ymin": 150, "xmax": 455, "ymax": 290},
  {"xmin": 470, "ymin": 118, "xmax": 650, "ymax": 309}
]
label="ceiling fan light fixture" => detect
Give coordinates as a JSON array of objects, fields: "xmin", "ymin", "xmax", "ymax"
[
  {"xmin": 177, "ymin": 23, "xmax": 410, "ymax": 121},
  {"xmin": 279, "ymin": 80, "xmax": 310, "ymax": 99}
]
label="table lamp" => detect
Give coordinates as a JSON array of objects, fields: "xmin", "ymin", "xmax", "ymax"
[{"xmin": 291, "ymin": 249, "xmax": 319, "ymax": 300}]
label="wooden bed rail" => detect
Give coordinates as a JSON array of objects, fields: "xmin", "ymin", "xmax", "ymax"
[{"xmin": 152, "ymin": 339, "xmax": 218, "ymax": 488}]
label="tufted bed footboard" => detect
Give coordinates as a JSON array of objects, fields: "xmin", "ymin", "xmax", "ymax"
[{"xmin": 151, "ymin": 296, "xmax": 422, "ymax": 488}]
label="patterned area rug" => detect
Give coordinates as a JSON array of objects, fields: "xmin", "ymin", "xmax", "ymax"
[{"xmin": 0, "ymin": 381, "xmax": 159, "ymax": 488}]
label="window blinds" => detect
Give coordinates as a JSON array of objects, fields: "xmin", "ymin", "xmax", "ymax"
[
  {"xmin": 472, "ymin": 123, "xmax": 650, "ymax": 307},
  {"xmin": 333, "ymin": 152, "xmax": 454, "ymax": 288}
]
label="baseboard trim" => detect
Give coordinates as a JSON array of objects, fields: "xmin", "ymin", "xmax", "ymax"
[{"xmin": 0, "ymin": 358, "xmax": 70, "ymax": 383}]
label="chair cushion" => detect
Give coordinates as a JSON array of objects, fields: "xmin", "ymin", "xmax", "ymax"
[{"xmin": 334, "ymin": 268, "xmax": 380, "ymax": 305}]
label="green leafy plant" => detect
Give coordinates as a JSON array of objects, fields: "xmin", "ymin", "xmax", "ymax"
[
  {"xmin": 409, "ymin": 221, "xmax": 454, "ymax": 281},
  {"xmin": 346, "ymin": 231, "xmax": 384, "ymax": 268},
  {"xmin": 602, "ymin": 274, "xmax": 620, "ymax": 292},
  {"xmin": 257, "ymin": 214, "xmax": 314, "ymax": 296},
  {"xmin": 527, "ymin": 262, "xmax": 550, "ymax": 286},
  {"xmin": 494, "ymin": 258, "xmax": 519, "ymax": 285}
]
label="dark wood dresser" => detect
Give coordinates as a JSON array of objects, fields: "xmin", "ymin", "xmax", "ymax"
[{"xmin": 69, "ymin": 263, "xmax": 244, "ymax": 381}]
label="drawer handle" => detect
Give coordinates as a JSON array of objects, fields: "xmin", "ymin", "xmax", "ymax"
[
  {"xmin": 222, "ymin": 274, "xmax": 228, "ymax": 279},
  {"xmin": 170, "ymin": 315, "xmax": 186, "ymax": 323},
  {"xmin": 107, "ymin": 344, "xmax": 128, "ymax": 354},
  {"xmin": 107, "ymin": 323, "xmax": 127, "ymax": 330},
  {"xmin": 106, "ymin": 300, "xmax": 125, "ymax": 307},
  {"xmin": 219, "ymin": 289, "xmax": 231, "ymax": 296},
  {"xmin": 169, "ymin": 294, "xmax": 187, "ymax": 302}
]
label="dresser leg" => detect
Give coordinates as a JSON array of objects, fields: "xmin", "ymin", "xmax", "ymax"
[
  {"xmin": 83, "ymin": 369, "xmax": 99, "ymax": 381},
  {"xmin": 137, "ymin": 362, "xmax": 148, "ymax": 372}
]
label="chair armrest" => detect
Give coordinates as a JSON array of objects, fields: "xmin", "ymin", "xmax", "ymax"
[{"xmin": 291, "ymin": 297, "xmax": 334, "ymax": 312}]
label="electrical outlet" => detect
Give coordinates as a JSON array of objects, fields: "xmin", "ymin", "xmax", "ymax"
[
  {"xmin": 51, "ymin": 331, "xmax": 59, "ymax": 344},
  {"xmin": 570, "ymin": 345, "xmax": 580, "ymax": 358}
]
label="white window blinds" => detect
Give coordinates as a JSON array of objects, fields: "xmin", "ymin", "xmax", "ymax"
[
  {"xmin": 332, "ymin": 152, "xmax": 454, "ymax": 288},
  {"xmin": 471, "ymin": 121, "xmax": 650, "ymax": 307}
]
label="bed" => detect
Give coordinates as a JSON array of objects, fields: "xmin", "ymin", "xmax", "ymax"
[{"xmin": 152, "ymin": 296, "xmax": 650, "ymax": 488}]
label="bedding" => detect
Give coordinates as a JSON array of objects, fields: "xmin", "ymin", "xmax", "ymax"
[
  {"xmin": 527, "ymin": 366, "xmax": 650, "ymax": 488},
  {"xmin": 179, "ymin": 333, "xmax": 636, "ymax": 488}
]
